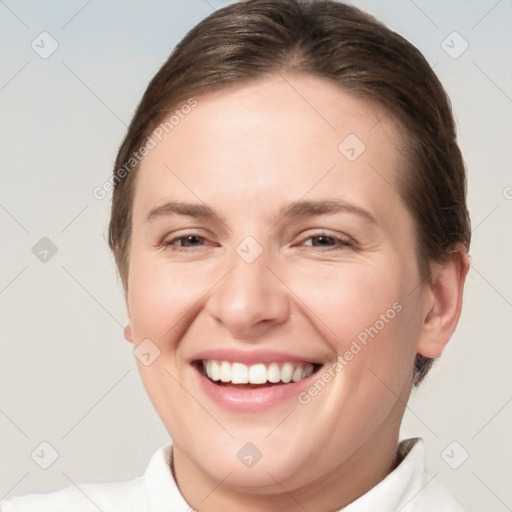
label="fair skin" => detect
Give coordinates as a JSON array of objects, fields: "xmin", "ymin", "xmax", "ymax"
[{"xmin": 123, "ymin": 74, "xmax": 468, "ymax": 512}]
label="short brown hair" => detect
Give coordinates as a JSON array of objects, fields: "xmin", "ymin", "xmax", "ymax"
[{"xmin": 108, "ymin": 0, "xmax": 471, "ymax": 385}]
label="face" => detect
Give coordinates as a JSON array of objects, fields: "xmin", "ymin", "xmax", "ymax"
[{"xmin": 125, "ymin": 74, "xmax": 429, "ymax": 496}]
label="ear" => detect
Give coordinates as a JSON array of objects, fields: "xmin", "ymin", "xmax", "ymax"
[
  {"xmin": 416, "ymin": 245, "xmax": 470, "ymax": 358},
  {"xmin": 124, "ymin": 323, "xmax": 134, "ymax": 344}
]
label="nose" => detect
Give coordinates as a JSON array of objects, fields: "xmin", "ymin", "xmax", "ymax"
[{"xmin": 205, "ymin": 242, "xmax": 290, "ymax": 339}]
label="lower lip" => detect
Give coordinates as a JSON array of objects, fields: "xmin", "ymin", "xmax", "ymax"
[{"xmin": 195, "ymin": 366, "xmax": 318, "ymax": 412}]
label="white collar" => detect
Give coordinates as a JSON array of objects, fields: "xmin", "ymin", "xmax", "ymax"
[
  {"xmin": 341, "ymin": 437, "xmax": 461, "ymax": 511},
  {"xmin": 143, "ymin": 438, "xmax": 463, "ymax": 511}
]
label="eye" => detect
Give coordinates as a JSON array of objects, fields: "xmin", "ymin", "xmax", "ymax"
[
  {"xmin": 160, "ymin": 231, "xmax": 355, "ymax": 253},
  {"xmin": 300, "ymin": 232, "xmax": 354, "ymax": 250},
  {"xmin": 161, "ymin": 233, "xmax": 210, "ymax": 252}
]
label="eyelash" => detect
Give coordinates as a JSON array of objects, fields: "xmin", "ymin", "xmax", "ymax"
[{"xmin": 160, "ymin": 232, "xmax": 355, "ymax": 253}]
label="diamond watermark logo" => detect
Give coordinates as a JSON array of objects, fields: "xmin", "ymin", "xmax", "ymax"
[
  {"xmin": 32, "ymin": 237, "xmax": 58, "ymax": 263},
  {"xmin": 134, "ymin": 338, "xmax": 161, "ymax": 366},
  {"xmin": 441, "ymin": 441, "xmax": 469, "ymax": 469},
  {"xmin": 31, "ymin": 441, "xmax": 59, "ymax": 469},
  {"xmin": 236, "ymin": 236, "xmax": 263, "ymax": 264},
  {"xmin": 31, "ymin": 32, "xmax": 59, "ymax": 59},
  {"xmin": 441, "ymin": 31, "xmax": 469, "ymax": 59},
  {"xmin": 338, "ymin": 134, "xmax": 366, "ymax": 162},
  {"xmin": 237, "ymin": 442, "xmax": 262, "ymax": 468}
]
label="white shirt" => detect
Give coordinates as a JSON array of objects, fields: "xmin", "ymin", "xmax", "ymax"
[{"xmin": 1, "ymin": 438, "xmax": 463, "ymax": 511}]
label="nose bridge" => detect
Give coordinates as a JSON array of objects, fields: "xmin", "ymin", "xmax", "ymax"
[{"xmin": 206, "ymin": 235, "xmax": 289, "ymax": 336}]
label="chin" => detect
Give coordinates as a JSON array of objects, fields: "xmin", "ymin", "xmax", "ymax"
[{"xmin": 192, "ymin": 434, "xmax": 319, "ymax": 491}]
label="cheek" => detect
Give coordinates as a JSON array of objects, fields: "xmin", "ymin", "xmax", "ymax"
[
  {"xmin": 290, "ymin": 260, "xmax": 405, "ymax": 343},
  {"xmin": 291, "ymin": 260, "xmax": 419, "ymax": 387},
  {"xmin": 127, "ymin": 255, "xmax": 205, "ymax": 345}
]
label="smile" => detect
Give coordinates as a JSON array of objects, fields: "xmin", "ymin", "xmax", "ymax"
[
  {"xmin": 200, "ymin": 360, "xmax": 316, "ymax": 386},
  {"xmin": 192, "ymin": 354, "xmax": 322, "ymax": 411}
]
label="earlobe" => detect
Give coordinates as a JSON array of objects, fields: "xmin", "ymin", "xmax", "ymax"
[
  {"xmin": 416, "ymin": 246, "xmax": 470, "ymax": 358},
  {"xmin": 124, "ymin": 323, "xmax": 134, "ymax": 343}
]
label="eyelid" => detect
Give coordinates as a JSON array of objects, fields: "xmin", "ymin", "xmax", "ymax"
[{"xmin": 295, "ymin": 225, "xmax": 352, "ymax": 239}]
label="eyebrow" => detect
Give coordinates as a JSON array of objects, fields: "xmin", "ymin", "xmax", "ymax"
[
  {"xmin": 146, "ymin": 199, "xmax": 377, "ymax": 225},
  {"xmin": 278, "ymin": 199, "xmax": 377, "ymax": 224}
]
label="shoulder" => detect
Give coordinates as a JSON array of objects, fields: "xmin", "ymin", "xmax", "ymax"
[
  {"xmin": 1, "ymin": 477, "xmax": 148, "ymax": 512},
  {"xmin": 0, "ymin": 444, "xmax": 189, "ymax": 512}
]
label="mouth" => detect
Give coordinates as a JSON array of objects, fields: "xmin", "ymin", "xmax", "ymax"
[
  {"xmin": 194, "ymin": 359, "xmax": 321, "ymax": 390},
  {"xmin": 190, "ymin": 348, "xmax": 325, "ymax": 411}
]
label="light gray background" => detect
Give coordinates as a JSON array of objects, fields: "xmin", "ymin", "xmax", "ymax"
[{"xmin": 1, "ymin": 1, "xmax": 511, "ymax": 510}]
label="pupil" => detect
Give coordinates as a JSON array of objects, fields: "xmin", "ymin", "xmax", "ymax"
[
  {"xmin": 315, "ymin": 235, "xmax": 331, "ymax": 246},
  {"xmin": 184, "ymin": 236, "xmax": 199, "ymax": 246}
]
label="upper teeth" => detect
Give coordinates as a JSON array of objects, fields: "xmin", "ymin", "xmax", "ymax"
[{"xmin": 203, "ymin": 361, "xmax": 314, "ymax": 385}]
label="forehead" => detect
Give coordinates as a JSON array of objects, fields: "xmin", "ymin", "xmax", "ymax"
[{"xmin": 132, "ymin": 73, "xmax": 409, "ymax": 229}]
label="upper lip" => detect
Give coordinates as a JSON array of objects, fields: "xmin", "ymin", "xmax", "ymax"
[{"xmin": 190, "ymin": 348, "xmax": 324, "ymax": 366}]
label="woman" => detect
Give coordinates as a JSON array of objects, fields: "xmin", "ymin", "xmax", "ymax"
[{"xmin": 2, "ymin": 0, "xmax": 470, "ymax": 510}]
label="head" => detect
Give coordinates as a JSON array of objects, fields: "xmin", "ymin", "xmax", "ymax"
[{"xmin": 108, "ymin": 0, "xmax": 470, "ymax": 504}]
